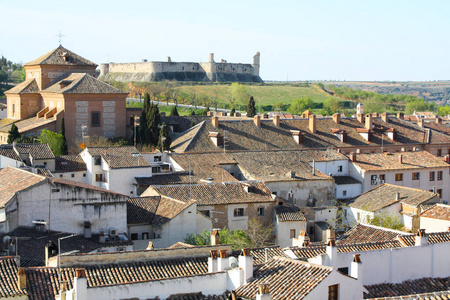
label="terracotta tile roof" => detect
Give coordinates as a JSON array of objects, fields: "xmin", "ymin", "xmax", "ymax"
[
  {"xmin": 14, "ymin": 143, "xmax": 55, "ymax": 160},
  {"xmin": 337, "ymin": 223, "xmax": 411, "ymax": 245},
  {"xmin": 86, "ymin": 146, "xmax": 151, "ymax": 169},
  {"xmin": 135, "ymin": 172, "xmax": 194, "ymax": 186},
  {"xmin": 421, "ymin": 204, "xmax": 450, "ymax": 221},
  {"xmin": 170, "ymin": 121, "xmax": 205, "ymax": 152},
  {"xmin": 404, "ymin": 115, "xmax": 419, "ymax": 122},
  {"xmin": 228, "ymin": 150, "xmax": 334, "ymax": 182},
  {"xmin": 364, "ymin": 276, "xmax": 450, "ymax": 299},
  {"xmin": 37, "ymin": 168, "xmax": 53, "ymax": 177},
  {"xmin": 0, "ymin": 167, "xmax": 46, "ymax": 207},
  {"xmin": 0, "ymin": 116, "xmax": 57, "ymax": 133},
  {"xmin": 349, "ymin": 184, "xmax": 438, "ymax": 212},
  {"xmin": 0, "ymin": 144, "xmax": 22, "ymax": 161},
  {"xmin": 145, "ymin": 181, "xmax": 274, "ymax": 206},
  {"xmin": 423, "ymin": 121, "xmax": 450, "ymax": 136},
  {"xmin": 167, "ymin": 242, "xmax": 195, "ymax": 249},
  {"xmin": 4, "ymin": 78, "xmax": 39, "ymax": 94},
  {"xmin": 0, "ymin": 257, "xmax": 27, "ymax": 298},
  {"xmin": 149, "ymin": 292, "xmax": 231, "ymax": 300},
  {"xmin": 25, "ymin": 256, "xmax": 208, "ymax": 300},
  {"xmin": 127, "ymin": 196, "xmax": 195, "ymax": 226},
  {"xmin": 42, "ymin": 73, "xmax": 127, "ymax": 94},
  {"xmin": 333, "ymin": 175, "xmax": 362, "ymax": 185},
  {"xmin": 275, "ymin": 205, "xmax": 306, "ymax": 222},
  {"xmin": 235, "ymin": 257, "xmax": 333, "ymax": 299},
  {"xmin": 48, "ymin": 176, "xmax": 127, "ymax": 196},
  {"xmin": 349, "ymin": 151, "xmax": 449, "ymax": 172},
  {"xmin": 397, "ymin": 231, "xmax": 450, "ymax": 247},
  {"xmin": 288, "ymin": 241, "xmax": 404, "ymax": 259},
  {"xmin": 24, "ymin": 45, "xmax": 97, "ymax": 67},
  {"xmin": 55, "ymin": 155, "xmax": 86, "ymax": 172}
]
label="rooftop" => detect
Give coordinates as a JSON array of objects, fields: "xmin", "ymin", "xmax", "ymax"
[
  {"xmin": 86, "ymin": 146, "xmax": 151, "ymax": 169},
  {"xmin": 55, "ymin": 155, "xmax": 86, "ymax": 172},
  {"xmin": 421, "ymin": 204, "xmax": 450, "ymax": 221},
  {"xmin": 0, "ymin": 167, "xmax": 46, "ymax": 207},
  {"xmin": 348, "ymin": 184, "xmax": 438, "ymax": 212},
  {"xmin": 0, "ymin": 116, "xmax": 57, "ymax": 134},
  {"xmin": 275, "ymin": 205, "xmax": 306, "ymax": 222},
  {"xmin": 0, "ymin": 257, "xmax": 26, "ymax": 298},
  {"xmin": 338, "ymin": 223, "xmax": 411, "ymax": 245},
  {"xmin": 42, "ymin": 73, "xmax": 127, "ymax": 94},
  {"xmin": 14, "ymin": 143, "xmax": 55, "ymax": 160},
  {"xmin": 24, "ymin": 45, "xmax": 97, "ymax": 67},
  {"xmin": 4, "ymin": 78, "xmax": 39, "ymax": 94}
]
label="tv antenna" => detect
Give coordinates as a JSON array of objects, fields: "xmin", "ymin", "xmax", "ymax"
[{"xmin": 56, "ymin": 31, "xmax": 65, "ymax": 45}]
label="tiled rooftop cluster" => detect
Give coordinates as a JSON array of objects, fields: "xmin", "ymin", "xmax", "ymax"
[
  {"xmin": 55, "ymin": 155, "xmax": 86, "ymax": 172},
  {"xmin": 0, "ymin": 257, "xmax": 26, "ymax": 298},
  {"xmin": 421, "ymin": 204, "xmax": 450, "ymax": 221},
  {"xmin": 338, "ymin": 223, "xmax": 411, "ymax": 245},
  {"xmin": 86, "ymin": 146, "xmax": 151, "ymax": 169},
  {"xmin": 274, "ymin": 205, "xmax": 306, "ymax": 222}
]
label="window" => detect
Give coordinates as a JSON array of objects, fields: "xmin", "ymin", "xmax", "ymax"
[
  {"xmin": 130, "ymin": 116, "xmax": 135, "ymax": 126},
  {"xmin": 51, "ymin": 188, "xmax": 60, "ymax": 193},
  {"xmin": 395, "ymin": 173, "xmax": 403, "ymax": 181},
  {"xmin": 337, "ymin": 267, "xmax": 349, "ymax": 275},
  {"xmin": 154, "ymin": 156, "xmax": 162, "ymax": 162},
  {"xmin": 83, "ymin": 173, "xmax": 86, "ymax": 177},
  {"xmin": 437, "ymin": 149, "xmax": 442, "ymax": 156},
  {"xmin": 371, "ymin": 174, "xmax": 377, "ymax": 185},
  {"xmin": 257, "ymin": 207, "xmax": 265, "ymax": 216},
  {"xmin": 60, "ymin": 174, "xmax": 63, "ymax": 178},
  {"xmin": 44, "ymin": 162, "xmax": 47, "ymax": 166},
  {"xmin": 94, "ymin": 155, "xmax": 101, "ymax": 165},
  {"xmin": 234, "ymin": 208, "xmax": 244, "ymax": 217},
  {"xmin": 71, "ymin": 174, "xmax": 75, "ymax": 178},
  {"xmin": 430, "ymin": 171, "xmax": 435, "ymax": 181},
  {"xmin": 91, "ymin": 111, "xmax": 101, "ymax": 127},
  {"xmin": 290, "ymin": 229, "xmax": 296, "ymax": 238},
  {"xmin": 130, "ymin": 233, "xmax": 138, "ymax": 240},
  {"xmin": 199, "ymin": 210, "xmax": 210, "ymax": 217},
  {"xmin": 437, "ymin": 189, "xmax": 442, "ymax": 198},
  {"xmin": 437, "ymin": 171, "xmax": 443, "ymax": 181},
  {"xmin": 142, "ymin": 232, "xmax": 149, "ymax": 240},
  {"xmin": 357, "ymin": 212, "xmax": 361, "ymax": 221},
  {"xmin": 412, "ymin": 172, "xmax": 420, "ymax": 180},
  {"xmin": 342, "ymin": 190, "xmax": 347, "ymax": 197},
  {"xmin": 337, "ymin": 166, "xmax": 343, "ymax": 172},
  {"xmin": 95, "ymin": 173, "xmax": 104, "ymax": 182},
  {"xmin": 379, "ymin": 174, "xmax": 385, "ymax": 183},
  {"xmin": 328, "ymin": 284, "xmax": 338, "ymax": 300}
]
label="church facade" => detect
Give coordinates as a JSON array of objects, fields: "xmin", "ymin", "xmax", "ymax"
[{"xmin": 2, "ymin": 46, "xmax": 128, "ymax": 146}]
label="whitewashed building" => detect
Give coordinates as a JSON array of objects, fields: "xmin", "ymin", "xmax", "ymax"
[
  {"xmin": 274, "ymin": 206, "xmax": 307, "ymax": 248},
  {"xmin": 420, "ymin": 204, "xmax": 450, "ymax": 233}
]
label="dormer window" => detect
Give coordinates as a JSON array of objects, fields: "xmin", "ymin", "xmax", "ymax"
[
  {"xmin": 290, "ymin": 130, "xmax": 303, "ymax": 144},
  {"xmin": 209, "ymin": 132, "xmax": 224, "ymax": 147},
  {"xmin": 331, "ymin": 128, "xmax": 347, "ymax": 142},
  {"xmin": 356, "ymin": 128, "xmax": 371, "ymax": 141},
  {"xmin": 59, "ymin": 80, "xmax": 73, "ymax": 89}
]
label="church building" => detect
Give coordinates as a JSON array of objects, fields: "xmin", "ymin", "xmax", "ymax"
[{"xmin": 1, "ymin": 46, "xmax": 128, "ymax": 145}]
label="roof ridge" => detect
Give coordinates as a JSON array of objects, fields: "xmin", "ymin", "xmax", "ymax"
[
  {"xmin": 183, "ymin": 121, "xmax": 205, "ymax": 152},
  {"xmin": 62, "ymin": 73, "xmax": 87, "ymax": 93},
  {"xmin": 5, "ymin": 166, "xmax": 46, "ymax": 180}
]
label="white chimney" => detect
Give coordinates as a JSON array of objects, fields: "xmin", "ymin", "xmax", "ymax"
[
  {"xmin": 239, "ymin": 248, "xmax": 253, "ymax": 284},
  {"xmin": 350, "ymin": 254, "xmax": 363, "ymax": 282},
  {"xmin": 208, "ymin": 250, "xmax": 218, "ymax": 273},
  {"xmin": 218, "ymin": 249, "xmax": 229, "ymax": 271},
  {"xmin": 256, "ymin": 284, "xmax": 272, "ymax": 300},
  {"xmin": 326, "ymin": 238, "xmax": 337, "ymax": 268},
  {"xmin": 73, "ymin": 269, "xmax": 87, "ymax": 300},
  {"xmin": 211, "ymin": 229, "xmax": 220, "ymax": 245},
  {"xmin": 415, "ymin": 229, "xmax": 428, "ymax": 246}
]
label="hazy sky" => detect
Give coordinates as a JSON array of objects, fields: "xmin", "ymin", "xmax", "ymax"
[{"xmin": 1, "ymin": 0, "xmax": 448, "ymax": 81}]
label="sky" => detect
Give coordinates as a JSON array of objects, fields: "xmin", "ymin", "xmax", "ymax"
[{"xmin": 0, "ymin": 0, "xmax": 449, "ymax": 81}]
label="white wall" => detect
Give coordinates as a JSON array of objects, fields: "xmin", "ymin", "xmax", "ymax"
[
  {"xmin": 266, "ymin": 180, "xmax": 334, "ymax": 207},
  {"xmin": 227, "ymin": 204, "xmax": 249, "ymax": 231},
  {"xmin": 0, "ymin": 155, "xmax": 23, "ymax": 169},
  {"xmin": 420, "ymin": 217, "xmax": 450, "ymax": 233},
  {"xmin": 53, "ymin": 171, "xmax": 87, "ymax": 184},
  {"xmin": 305, "ymin": 270, "xmax": 366, "ymax": 300},
  {"xmin": 109, "ymin": 167, "xmax": 151, "ymax": 196},
  {"xmin": 308, "ymin": 242, "xmax": 450, "ymax": 285},
  {"xmin": 275, "ymin": 219, "xmax": 307, "ymax": 248},
  {"xmin": 346, "ymin": 202, "xmax": 402, "ymax": 227},
  {"xmin": 159, "ymin": 203, "xmax": 198, "ymax": 248},
  {"xmin": 314, "ymin": 160, "xmax": 349, "ymax": 177},
  {"xmin": 335, "ymin": 183, "xmax": 361, "ymax": 199}
]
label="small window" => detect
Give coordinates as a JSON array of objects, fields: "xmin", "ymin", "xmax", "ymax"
[
  {"xmin": 342, "ymin": 190, "xmax": 347, "ymax": 197},
  {"xmin": 71, "ymin": 174, "xmax": 75, "ymax": 178},
  {"xmin": 395, "ymin": 173, "xmax": 403, "ymax": 181},
  {"xmin": 142, "ymin": 232, "xmax": 149, "ymax": 240},
  {"xmin": 234, "ymin": 208, "xmax": 244, "ymax": 217},
  {"xmin": 60, "ymin": 174, "xmax": 63, "ymax": 178},
  {"xmin": 437, "ymin": 171, "xmax": 443, "ymax": 181},
  {"xmin": 95, "ymin": 174, "xmax": 104, "ymax": 182},
  {"xmin": 182, "ymin": 66, "xmax": 184, "ymax": 71},
  {"xmin": 328, "ymin": 284, "xmax": 338, "ymax": 300},
  {"xmin": 430, "ymin": 171, "xmax": 435, "ymax": 181},
  {"xmin": 357, "ymin": 212, "xmax": 361, "ymax": 221},
  {"xmin": 199, "ymin": 210, "xmax": 210, "ymax": 217},
  {"xmin": 130, "ymin": 116, "xmax": 135, "ymax": 126},
  {"xmin": 412, "ymin": 172, "xmax": 420, "ymax": 180},
  {"xmin": 437, "ymin": 149, "xmax": 442, "ymax": 156},
  {"xmin": 91, "ymin": 111, "xmax": 101, "ymax": 127},
  {"xmin": 290, "ymin": 229, "xmax": 296, "ymax": 238},
  {"xmin": 51, "ymin": 188, "xmax": 60, "ymax": 193},
  {"xmin": 337, "ymin": 166, "xmax": 343, "ymax": 172},
  {"xmin": 338, "ymin": 267, "xmax": 349, "ymax": 275},
  {"xmin": 44, "ymin": 162, "xmax": 47, "ymax": 166},
  {"xmin": 154, "ymin": 156, "xmax": 162, "ymax": 162},
  {"xmin": 94, "ymin": 155, "xmax": 101, "ymax": 165},
  {"xmin": 130, "ymin": 233, "xmax": 138, "ymax": 240},
  {"xmin": 379, "ymin": 174, "xmax": 385, "ymax": 181},
  {"xmin": 257, "ymin": 207, "xmax": 265, "ymax": 216},
  {"xmin": 371, "ymin": 175, "xmax": 377, "ymax": 181},
  {"xmin": 83, "ymin": 173, "xmax": 86, "ymax": 177}
]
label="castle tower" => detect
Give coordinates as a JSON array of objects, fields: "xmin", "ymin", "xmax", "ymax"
[
  {"xmin": 99, "ymin": 63, "xmax": 110, "ymax": 80},
  {"xmin": 252, "ymin": 52, "xmax": 260, "ymax": 76}
]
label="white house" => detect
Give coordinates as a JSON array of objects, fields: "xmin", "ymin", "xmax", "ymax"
[
  {"xmin": 80, "ymin": 146, "xmax": 153, "ymax": 196},
  {"xmin": 274, "ymin": 205, "xmax": 307, "ymax": 248},
  {"xmin": 345, "ymin": 183, "xmax": 439, "ymax": 231},
  {"xmin": 347, "ymin": 151, "xmax": 450, "ymax": 202},
  {"xmin": 0, "ymin": 167, "xmax": 128, "ymax": 235},
  {"xmin": 420, "ymin": 204, "xmax": 450, "ymax": 233}
]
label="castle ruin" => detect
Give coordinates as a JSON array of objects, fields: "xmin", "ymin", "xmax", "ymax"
[{"xmin": 98, "ymin": 52, "xmax": 262, "ymax": 83}]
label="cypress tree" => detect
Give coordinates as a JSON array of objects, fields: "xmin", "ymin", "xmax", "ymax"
[
  {"xmin": 147, "ymin": 102, "xmax": 161, "ymax": 146},
  {"xmin": 247, "ymin": 96, "xmax": 256, "ymax": 118},
  {"xmin": 139, "ymin": 93, "xmax": 151, "ymax": 144},
  {"xmin": 60, "ymin": 117, "xmax": 68, "ymax": 155},
  {"xmin": 170, "ymin": 105, "xmax": 179, "ymax": 116},
  {"xmin": 157, "ymin": 123, "xmax": 172, "ymax": 152},
  {"xmin": 7, "ymin": 123, "xmax": 20, "ymax": 144}
]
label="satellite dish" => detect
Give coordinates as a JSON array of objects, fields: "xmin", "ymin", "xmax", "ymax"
[
  {"xmin": 229, "ymin": 257, "xmax": 238, "ymax": 269},
  {"xmin": 3, "ymin": 236, "xmax": 10, "ymax": 244}
]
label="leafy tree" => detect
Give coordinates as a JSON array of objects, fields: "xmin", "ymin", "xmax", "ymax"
[
  {"xmin": 184, "ymin": 229, "xmax": 211, "ymax": 246},
  {"xmin": 39, "ymin": 130, "xmax": 65, "ymax": 156},
  {"xmin": 169, "ymin": 105, "xmax": 179, "ymax": 116},
  {"xmin": 199, "ymin": 106, "xmax": 209, "ymax": 116},
  {"xmin": 316, "ymin": 82, "xmax": 325, "ymax": 90},
  {"xmin": 369, "ymin": 212, "xmax": 403, "ymax": 231},
  {"xmin": 247, "ymin": 96, "xmax": 257, "ymax": 118},
  {"xmin": 323, "ymin": 97, "xmax": 342, "ymax": 114},
  {"xmin": 190, "ymin": 110, "xmax": 196, "ymax": 116},
  {"xmin": 157, "ymin": 123, "xmax": 171, "ymax": 151},
  {"xmin": 405, "ymin": 99, "xmax": 434, "ymax": 114},
  {"xmin": 230, "ymin": 107, "xmax": 236, "ymax": 117},
  {"xmin": 229, "ymin": 82, "xmax": 250, "ymax": 106},
  {"xmin": 438, "ymin": 105, "xmax": 450, "ymax": 116},
  {"xmin": 60, "ymin": 117, "xmax": 68, "ymax": 155},
  {"xmin": 288, "ymin": 97, "xmax": 315, "ymax": 114},
  {"xmin": 273, "ymin": 101, "xmax": 285, "ymax": 112},
  {"xmin": 0, "ymin": 70, "xmax": 7, "ymax": 84},
  {"xmin": 7, "ymin": 124, "xmax": 20, "ymax": 143}
]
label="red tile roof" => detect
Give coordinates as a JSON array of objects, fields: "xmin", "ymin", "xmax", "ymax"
[
  {"xmin": 0, "ymin": 257, "xmax": 27, "ymax": 298},
  {"xmin": 338, "ymin": 223, "xmax": 411, "ymax": 245},
  {"xmin": 421, "ymin": 204, "xmax": 450, "ymax": 221},
  {"xmin": 275, "ymin": 206, "xmax": 306, "ymax": 222}
]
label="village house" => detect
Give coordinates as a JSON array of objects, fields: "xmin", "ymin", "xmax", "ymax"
[
  {"xmin": 0, "ymin": 143, "xmax": 54, "ymax": 170},
  {"xmin": 345, "ymin": 184, "xmax": 439, "ymax": 232},
  {"xmin": 347, "ymin": 151, "xmax": 450, "ymax": 202},
  {"xmin": 2, "ymin": 46, "xmax": 128, "ymax": 146},
  {"xmin": 273, "ymin": 205, "xmax": 307, "ymax": 248},
  {"xmin": 0, "ymin": 167, "xmax": 128, "ymax": 236},
  {"xmin": 420, "ymin": 204, "xmax": 450, "ymax": 233}
]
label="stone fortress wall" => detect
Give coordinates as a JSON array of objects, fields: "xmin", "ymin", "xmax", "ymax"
[{"xmin": 99, "ymin": 52, "xmax": 262, "ymax": 83}]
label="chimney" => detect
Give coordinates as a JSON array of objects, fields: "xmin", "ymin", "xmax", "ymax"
[
  {"xmin": 395, "ymin": 192, "xmax": 400, "ymax": 201},
  {"xmin": 350, "ymin": 254, "xmax": 363, "ymax": 281},
  {"xmin": 211, "ymin": 229, "xmax": 220, "ymax": 245},
  {"xmin": 326, "ymin": 238, "xmax": 337, "ymax": 268},
  {"xmin": 397, "ymin": 112, "xmax": 404, "ymax": 120},
  {"xmin": 273, "ymin": 115, "xmax": 280, "ymax": 126},
  {"xmin": 83, "ymin": 221, "xmax": 92, "ymax": 239},
  {"xmin": 74, "ymin": 269, "xmax": 87, "ymax": 300},
  {"xmin": 357, "ymin": 113, "xmax": 364, "ymax": 124},
  {"xmin": 254, "ymin": 115, "xmax": 261, "ymax": 127},
  {"xmin": 381, "ymin": 112, "xmax": 389, "ymax": 123},
  {"xmin": 372, "ymin": 112, "xmax": 379, "ymax": 118},
  {"xmin": 17, "ymin": 267, "xmax": 27, "ymax": 290},
  {"xmin": 208, "ymin": 250, "xmax": 218, "ymax": 273},
  {"xmin": 239, "ymin": 248, "xmax": 253, "ymax": 284},
  {"xmin": 293, "ymin": 231, "xmax": 310, "ymax": 247},
  {"xmin": 436, "ymin": 117, "xmax": 443, "ymax": 124},
  {"xmin": 365, "ymin": 114, "xmax": 373, "ymax": 130},
  {"xmin": 398, "ymin": 154, "xmax": 403, "ymax": 164},
  {"xmin": 415, "ymin": 229, "xmax": 428, "ymax": 246},
  {"xmin": 218, "ymin": 249, "xmax": 229, "ymax": 271},
  {"xmin": 45, "ymin": 240, "xmax": 58, "ymax": 267},
  {"xmin": 212, "ymin": 116, "xmax": 219, "ymax": 127},
  {"xmin": 256, "ymin": 284, "xmax": 271, "ymax": 300},
  {"xmin": 59, "ymin": 282, "xmax": 67, "ymax": 300},
  {"xmin": 326, "ymin": 225, "xmax": 335, "ymax": 241},
  {"xmin": 99, "ymin": 232, "xmax": 106, "ymax": 244},
  {"xmin": 445, "ymin": 155, "xmax": 450, "ymax": 163},
  {"xmin": 333, "ymin": 113, "xmax": 340, "ymax": 124},
  {"xmin": 309, "ymin": 114, "xmax": 316, "ymax": 133},
  {"xmin": 418, "ymin": 119, "xmax": 424, "ymax": 128},
  {"xmin": 350, "ymin": 152, "xmax": 357, "ymax": 162}
]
